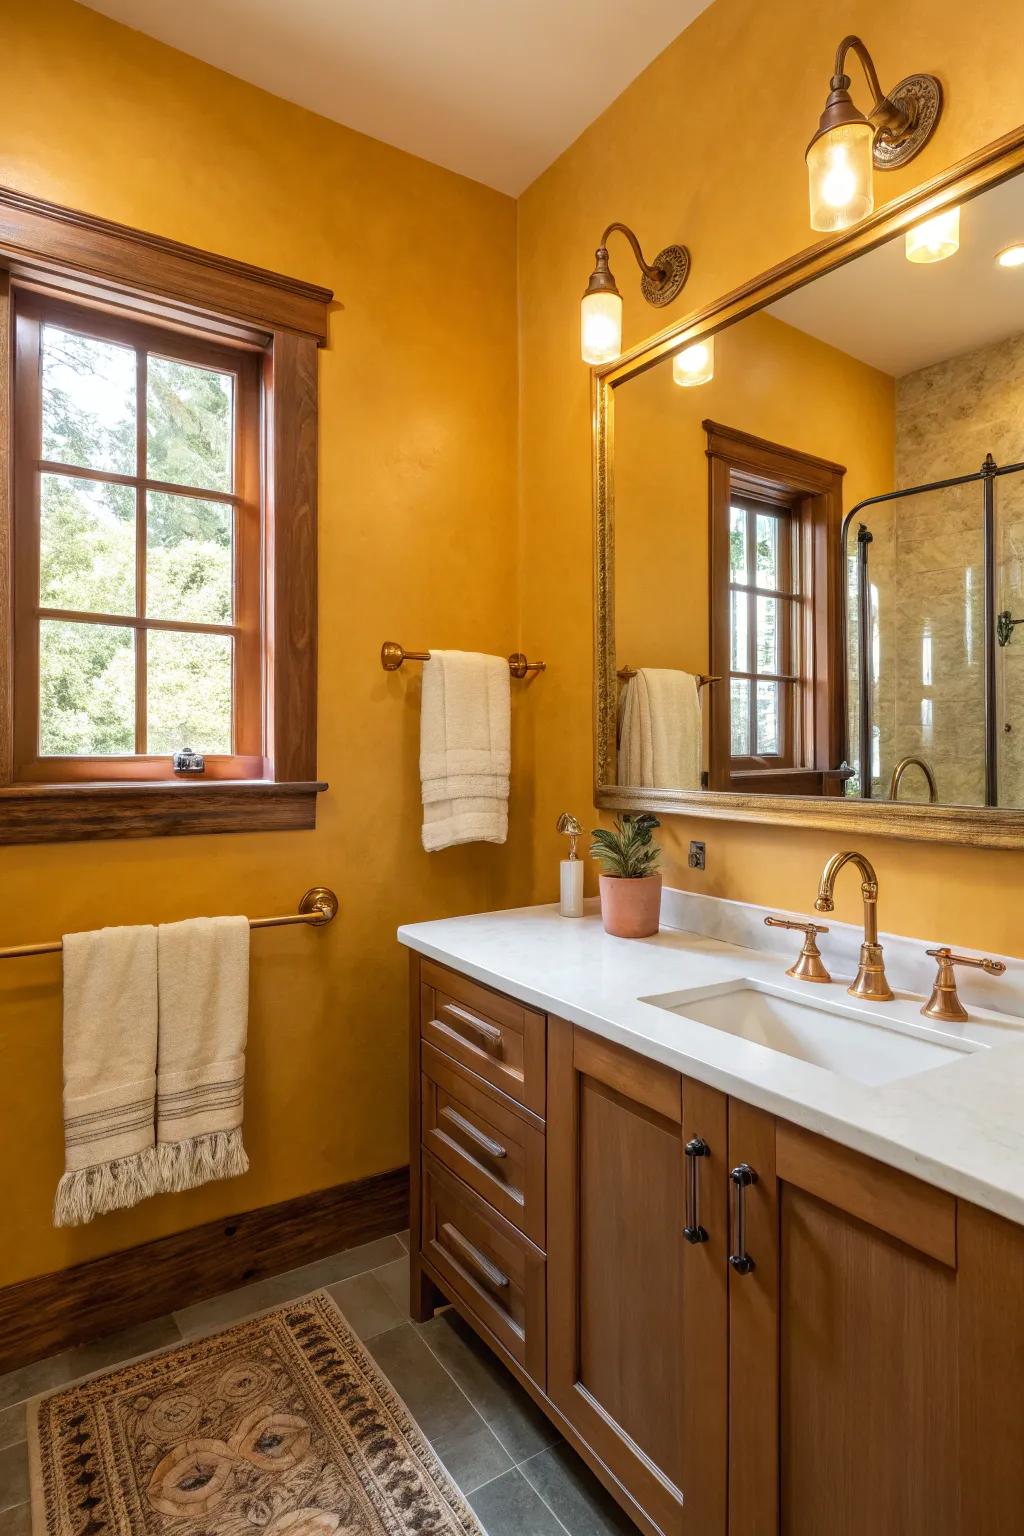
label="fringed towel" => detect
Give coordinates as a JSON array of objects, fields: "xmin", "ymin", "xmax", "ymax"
[
  {"xmin": 420, "ymin": 649, "xmax": 511, "ymax": 851},
  {"xmin": 156, "ymin": 915, "xmax": 250, "ymax": 1193},
  {"xmin": 54, "ymin": 925, "xmax": 159, "ymax": 1228},
  {"xmin": 618, "ymin": 667, "xmax": 703, "ymax": 790}
]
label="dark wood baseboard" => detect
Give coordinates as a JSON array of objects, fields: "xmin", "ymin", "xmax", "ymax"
[{"xmin": 0, "ymin": 1165, "xmax": 409, "ymax": 1375}]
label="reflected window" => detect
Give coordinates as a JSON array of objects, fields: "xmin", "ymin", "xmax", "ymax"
[{"xmin": 726, "ymin": 496, "xmax": 800, "ymax": 767}]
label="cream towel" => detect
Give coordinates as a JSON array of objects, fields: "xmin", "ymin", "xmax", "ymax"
[
  {"xmin": 618, "ymin": 668, "xmax": 702, "ymax": 790},
  {"xmin": 54, "ymin": 925, "xmax": 159, "ymax": 1228},
  {"xmin": 156, "ymin": 916, "xmax": 250, "ymax": 1193},
  {"xmin": 420, "ymin": 650, "xmax": 510, "ymax": 851}
]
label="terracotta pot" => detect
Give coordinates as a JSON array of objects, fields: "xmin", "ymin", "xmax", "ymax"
[{"xmin": 598, "ymin": 873, "xmax": 662, "ymax": 938}]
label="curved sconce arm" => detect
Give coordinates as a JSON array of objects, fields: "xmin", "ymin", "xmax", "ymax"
[{"xmin": 585, "ymin": 222, "xmax": 690, "ymax": 310}]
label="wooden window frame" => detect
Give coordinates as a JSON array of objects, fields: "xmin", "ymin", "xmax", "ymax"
[
  {"xmin": 13, "ymin": 293, "xmax": 263, "ymax": 783},
  {"xmin": 706, "ymin": 421, "xmax": 848, "ymax": 797},
  {"xmin": 727, "ymin": 493, "xmax": 801, "ymax": 773},
  {"xmin": 0, "ymin": 185, "xmax": 332, "ymax": 843}
]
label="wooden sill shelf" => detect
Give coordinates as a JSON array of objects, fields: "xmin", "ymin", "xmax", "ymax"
[{"xmin": 0, "ymin": 779, "xmax": 327, "ymax": 845}]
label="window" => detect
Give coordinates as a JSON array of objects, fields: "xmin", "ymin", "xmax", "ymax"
[
  {"xmin": 13, "ymin": 296, "xmax": 261, "ymax": 781},
  {"xmin": 706, "ymin": 421, "xmax": 847, "ymax": 795},
  {"xmin": 727, "ymin": 495, "xmax": 800, "ymax": 768},
  {"xmin": 0, "ymin": 185, "xmax": 330, "ymax": 843}
]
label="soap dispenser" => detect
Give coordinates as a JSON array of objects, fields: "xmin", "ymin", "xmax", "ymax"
[{"xmin": 557, "ymin": 812, "xmax": 585, "ymax": 918}]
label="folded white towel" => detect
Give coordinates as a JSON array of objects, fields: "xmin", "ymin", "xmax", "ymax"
[
  {"xmin": 618, "ymin": 668, "xmax": 702, "ymax": 790},
  {"xmin": 156, "ymin": 915, "xmax": 250, "ymax": 1194},
  {"xmin": 420, "ymin": 650, "xmax": 510, "ymax": 851},
  {"xmin": 54, "ymin": 924, "xmax": 159, "ymax": 1228}
]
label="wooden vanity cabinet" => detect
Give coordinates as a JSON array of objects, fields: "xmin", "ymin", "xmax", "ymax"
[
  {"xmin": 546, "ymin": 1020, "xmax": 729, "ymax": 1536},
  {"xmin": 409, "ymin": 954, "xmax": 1024, "ymax": 1536}
]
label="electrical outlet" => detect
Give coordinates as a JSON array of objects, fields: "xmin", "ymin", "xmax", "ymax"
[{"xmin": 688, "ymin": 840, "xmax": 706, "ymax": 870}]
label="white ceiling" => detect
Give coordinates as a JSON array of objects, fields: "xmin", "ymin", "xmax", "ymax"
[
  {"xmin": 769, "ymin": 172, "xmax": 1024, "ymax": 378},
  {"xmin": 77, "ymin": 0, "xmax": 713, "ymax": 195}
]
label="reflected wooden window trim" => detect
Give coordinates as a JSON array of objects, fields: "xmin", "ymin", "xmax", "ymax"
[
  {"xmin": 0, "ymin": 185, "xmax": 332, "ymax": 844},
  {"xmin": 706, "ymin": 422, "xmax": 847, "ymax": 796}
]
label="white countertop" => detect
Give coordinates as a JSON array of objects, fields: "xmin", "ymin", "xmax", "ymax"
[{"xmin": 399, "ymin": 901, "xmax": 1024, "ymax": 1227}]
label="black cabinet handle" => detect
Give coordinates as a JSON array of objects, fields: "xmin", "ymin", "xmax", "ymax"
[
  {"xmin": 684, "ymin": 1136, "xmax": 710, "ymax": 1244},
  {"xmin": 729, "ymin": 1163, "xmax": 758, "ymax": 1275}
]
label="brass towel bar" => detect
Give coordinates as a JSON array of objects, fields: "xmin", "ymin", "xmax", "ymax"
[
  {"xmin": 617, "ymin": 667, "xmax": 722, "ymax": 688},
  {"xmin": 0, "ymin": 887, "xmax": 340, "ymax": 962},
  {"xmin": 381, "ymin": 641, "xmax": 546, "ymax": 678}
]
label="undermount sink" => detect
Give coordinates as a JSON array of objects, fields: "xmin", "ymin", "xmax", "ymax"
[{"xmin": 643, "ymin": 979, "xmax": 983, "ymax": 1087}]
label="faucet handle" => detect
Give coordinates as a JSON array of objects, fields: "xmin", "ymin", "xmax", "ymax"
[
  {"xmin": 765, "ymin": 916, "xmax": 832, "ymax": 984},
  {"xmin": 922, "ymin": 947, "xmax": 1007, "ymax": 1022}
]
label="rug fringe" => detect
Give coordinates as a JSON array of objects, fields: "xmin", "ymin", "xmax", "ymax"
[
  {"xmin": 157, "ymin": 1127, "xmax": 249, "ymax": 1194},
  {"xmin": 53, "ymin": 1146, "xmax": 160, "ymax": 1228}
]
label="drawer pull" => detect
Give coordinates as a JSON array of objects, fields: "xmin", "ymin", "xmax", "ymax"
[
  {"xmin": 440, "ymin": 1105, "xmax": 508, "ymax": 1159},
  {"xmin": 728, "ymin": 1163, "xmax": 758, "ymax": 1276},
  {"xmin": 438, "ymin": 1002, "xmax": 504, "ymax": 1054},
  {"xmin": 684, "ymin": 1135, "xmax": 710, "ymax": 1244},
  {"xmin": 441, "ymin": 1222, "xmax": 510, "ymax": 1289}
]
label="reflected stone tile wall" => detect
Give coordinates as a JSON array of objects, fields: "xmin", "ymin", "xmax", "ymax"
[{"xmin": 850, "ymin": 331, "xmax": 1024, "ymax": 806}]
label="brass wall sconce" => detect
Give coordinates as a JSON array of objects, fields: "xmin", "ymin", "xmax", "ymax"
[
  {"xmin": 581, "ymin": 223, "xmax": 690, "ymax": 365},
  {"xmin": 807, "ymin": 36, "xmax": 942, "ymax": 232}
]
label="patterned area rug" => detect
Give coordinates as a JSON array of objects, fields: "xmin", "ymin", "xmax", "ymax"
[{"xmin": 28, "ymin": 1290, "xmax": 484, "ymax": 1535}]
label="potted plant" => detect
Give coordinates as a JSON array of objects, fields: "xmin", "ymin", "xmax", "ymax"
[{"xmin": 590, "ymin": 814, "xmax": 662, "ymax": 938}]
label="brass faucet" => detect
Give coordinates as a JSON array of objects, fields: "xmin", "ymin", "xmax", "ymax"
[
  {"xmin": 888, "ymin": 755, "xmax": 938, "ymax": 803},
  {"xmin": 814, "ymin": 851, "xmax": 894, "ymax": 1002}
]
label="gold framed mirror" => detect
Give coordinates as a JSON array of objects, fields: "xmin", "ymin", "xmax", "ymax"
[{"xmin": 594, "ymin": 124, "xmax": 1024, "ymax": 849}]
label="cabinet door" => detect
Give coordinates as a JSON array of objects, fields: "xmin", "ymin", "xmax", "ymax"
[
  {"xmin": 727, "ymin": 1103, "xmax": 960, "ymax": 1536},
  {"xmin": 547, "ymin": 1019, "xmax": 728, "ymax": 1536}
]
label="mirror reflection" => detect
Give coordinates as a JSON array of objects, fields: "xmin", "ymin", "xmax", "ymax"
[{"xmin": 612, "ymin": 169, "xmax": 1024, "ymax": 807}]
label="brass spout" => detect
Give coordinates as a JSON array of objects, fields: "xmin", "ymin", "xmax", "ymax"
[
  {"xmin": 814, "ymin": 851, "xmax": 894, "ymax": 1002},
  {"xmin": 889, "ymin": 755, "xmax": 938, "ymax": 803}
]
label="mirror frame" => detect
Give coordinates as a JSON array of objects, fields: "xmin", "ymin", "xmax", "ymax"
[{"xmin": 594, "ymin": 122, "xmax": 1024, "ymax": 849}]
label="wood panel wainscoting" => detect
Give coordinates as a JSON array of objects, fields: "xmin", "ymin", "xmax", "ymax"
[
  {"xmin": 408, "ymin": 949, "xmax": 1024, "ymax": 1536},
  {"xmin": 0, "ymin": 1164, "xmax": 408, "ymax": 1375}
]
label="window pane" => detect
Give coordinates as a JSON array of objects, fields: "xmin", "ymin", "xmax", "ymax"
[
  {"xmin": 729, "ymin": 506, "xmax": 747, "ymax": 577},
  {"xmin": 757, "ymin": 680, "xmax": 780, "ymax": 755},
  {"xmin": 147, "ymin": 356, "xmax": 233, "ymax": 492},
  {"xmin": 731, "ymin": 677, "xmax": 750, "ymax": 756},
  {"xmin": 39, "ymin": 620, "xmax": 134, "ymax": 755},
  {"xmin": 40, "ymin": 474, "xmax": 135, "ymax": 616},
  {"xmin": 756, "ymin": 595, "xmax": 779, "ymax": 674},
  {"xmin": 731, "ymin": 590, "xmax": 748, "ymax": 671},
  {"xmin": 146, "ymin": 493, "xmax": 233, "ymax": 624},
  {"xmin": 41, "ymin": 324, "xmax": 136, "ymax": 476},
  {"xmin": 147, "ymin": 630, "xmax": 232, "ymax": 755},
  {"xmin": 755, "ymin": 512, "xmax": 778, "ymax": 589}
]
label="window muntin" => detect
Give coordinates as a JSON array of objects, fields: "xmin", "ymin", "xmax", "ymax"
[
  {"xmin": 14, "ymin": 295, "xmax": 262, "ymax": 781},
  {"xmin": 727, "ymin": 496, "xmax": 801, "ymax": 767}
]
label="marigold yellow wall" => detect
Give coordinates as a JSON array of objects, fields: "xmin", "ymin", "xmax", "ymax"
[
  {"xmin": 615, "ymin": 311, "xmax": 894, "ymax": 671},
  {"xmin": 518, "ymin": 0, "xmax": 1024, "ymax": 950},
  {"xmin": 0, "ymin": 0, "xmax": 527, "ymax": 1287}
]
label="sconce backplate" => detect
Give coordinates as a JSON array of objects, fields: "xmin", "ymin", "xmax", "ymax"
[
  {"xmin": 641, "ymin": 244, "xmax": 691, "ymax": 307},
  {"xmin": 873, "ymin": 74, "xmax": 943, "ymax": 170}
]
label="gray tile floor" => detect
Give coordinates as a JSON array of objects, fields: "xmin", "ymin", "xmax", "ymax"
[{"xmin": 0, "ymin": 1229, "xmax": 637, "ymax": 1536}]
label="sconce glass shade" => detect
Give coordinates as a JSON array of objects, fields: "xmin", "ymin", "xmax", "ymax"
[
  {"xmin": 672, "ymin": 335, "xmax": 715, "ymax": 387},
  {"xmin": 906, "ymin": 206, "xmax": 960, "ymax": 264},
  {"xmin": 807, "ymin": 121, "xmax": 875, "ymax": 232},
  {"xmin": 996, "ymin": 244, "xmax": 1024, "ymax": 269},
  {"xmin": 581, "ymin": 289, "xmax": 623, "ymax": 365}
]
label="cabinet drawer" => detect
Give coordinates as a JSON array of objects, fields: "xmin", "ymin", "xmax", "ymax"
[
  {"xmin": 422, "ymin": 1152, "xmax": 546, "ymax": 1387},
  {"xmin": 422, "ymin": 1043, "xmax": 546, "ymax": 1248},
  {"xmin": 420, "ymin": 959, "xmax": 546, "ymax": 1116}
]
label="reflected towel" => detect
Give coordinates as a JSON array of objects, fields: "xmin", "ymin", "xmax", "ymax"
[
  {"xmin": 54, "ymin": 924, "xmax": 159, "ymax": 1227},
  {"xmin": 618, "ymin": 668, "xmax": 702, "ymax": 790},
  {"xmin": 420, "ymin": 650, "xmax": 510, "ymax": 850},
  {"xmin": 156, "ymin": 915, "xmax": 250, "ymax": 1194}
]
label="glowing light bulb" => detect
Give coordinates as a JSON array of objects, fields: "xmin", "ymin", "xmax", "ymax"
[
  {"xmin": 996, "ymin": 244, "xmax": 1024, "ymax": 269},
  {"xmin": 580, "ymin": 290, "xmax": 623, "ymax": 365},
  {"xmin": 906, "ymin": 206, "xmax": 960, "ymax": 264},
  {"xmin": 672, "ymin": 335, "xmax": 715, "ymax": 387},
  {"xmin": 807, "ymin": 121, "xmax": 874, "ymax": 232}
]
